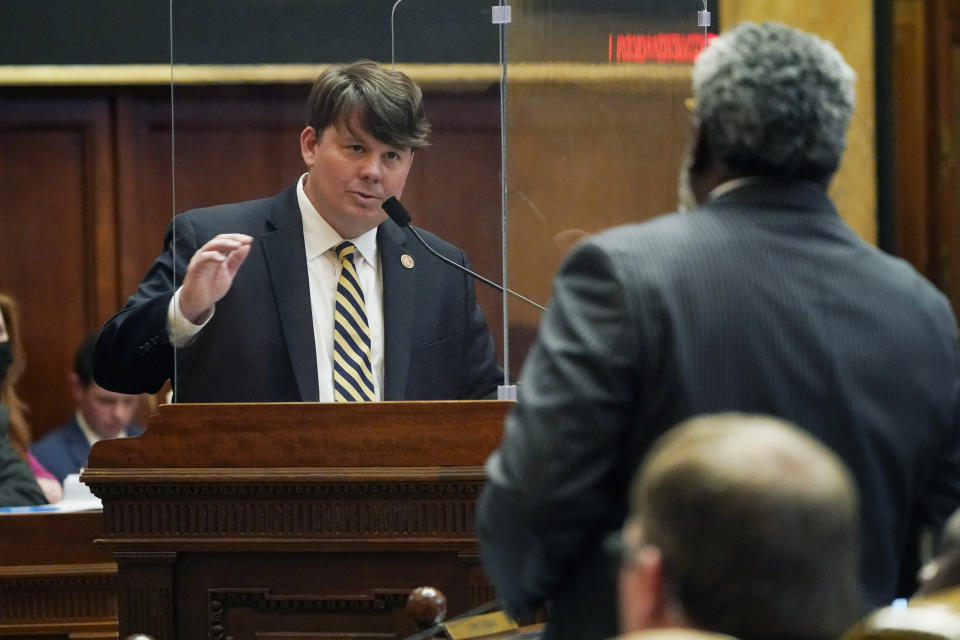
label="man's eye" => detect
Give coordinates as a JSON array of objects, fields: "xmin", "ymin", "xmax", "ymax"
[
  {"xmin": 348, "ymin": 145, "xmax": 364, "ymax": 153},
  {"xmin": 384, "ymin": 151, "xmax": 400, "ymax": 161}
]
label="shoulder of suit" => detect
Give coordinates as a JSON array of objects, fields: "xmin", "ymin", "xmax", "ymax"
[
  {"xmin": 32, "ymin": 420, "xmax": 83, "ymax": 447},
  {"xmin": 174, "ymin": 188, "xmax": 288, "ymax": 233},
  {"xmin": 587, "ymin": 212, "xmax": 697, "ymax": 251}
]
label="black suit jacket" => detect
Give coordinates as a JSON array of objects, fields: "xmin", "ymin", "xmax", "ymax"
[
  {"xmin": 93, "ymin": 182, "xmax": 502, "ymax": 401},
  {"xmin": 476, "ymin": 179, "xmax": 960, "ymax": 640}
]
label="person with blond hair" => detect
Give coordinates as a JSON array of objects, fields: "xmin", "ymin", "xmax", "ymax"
[{"xmin": 616, "ymin": 414, "xmax": 860, "ymax": 640}]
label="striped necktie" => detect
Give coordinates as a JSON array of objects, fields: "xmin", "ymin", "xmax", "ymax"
[{"xmin": 332, "ymin": 241, "xmax": 376, "ymax": 401}]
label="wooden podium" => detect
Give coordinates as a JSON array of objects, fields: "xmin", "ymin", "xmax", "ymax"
[
  {"xmin": 81, "ymin": 401, "xmax": 509, "ymax": 640},
  {"xmin": 0, "ymin": 511, "xmax": 117, "ymax": 639}
]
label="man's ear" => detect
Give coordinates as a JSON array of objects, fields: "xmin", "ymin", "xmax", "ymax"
[
  {"xmin": 68, "ymin": 372, "xmax": 85, "ymax": 403},
  {"xmin": 687, "ymin": 121, "xmax": 724, "ymax": 206},
  {"xmin": 689, "ymin": 121, "xmax": 710, "ymax": 172},
  {"xmin": 618, "ymin": 545, "xmax": 669, "ymax": 633},
  {"xmin": 300, "ymin": 126, "xmax": 318, "ymax": 166}
]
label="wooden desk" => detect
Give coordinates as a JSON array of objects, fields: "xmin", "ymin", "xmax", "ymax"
[
  {"xmin": 82, "ymin": 401, "xmax": 509, "ymax": 640},
  {"xmin": 0, "ymin": 511, "xmax": 117, "ymax": 639}
]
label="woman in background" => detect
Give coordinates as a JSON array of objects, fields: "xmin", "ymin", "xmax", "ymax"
[{"xmin": 0, "ymin": 292, "xmax": 62, "ymax": 504}]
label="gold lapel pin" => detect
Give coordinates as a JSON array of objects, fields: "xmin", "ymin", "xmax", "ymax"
[{"xmin": 401, "ymin": 254, "xmax": 415, "ymax": 269}]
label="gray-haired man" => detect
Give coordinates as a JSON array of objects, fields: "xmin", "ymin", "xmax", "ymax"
[{"xmin": 478, "ymin": 21, "xmax": 960, "ymax": 640}]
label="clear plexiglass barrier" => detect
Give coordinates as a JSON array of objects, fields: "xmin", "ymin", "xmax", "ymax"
[
  {"xmin": 503, "ymin": 1, "xmax": 716, "ymax": 382},
  {"xmin": 116, "ymin": 0, "xmax": 716, "ymax": 403}
]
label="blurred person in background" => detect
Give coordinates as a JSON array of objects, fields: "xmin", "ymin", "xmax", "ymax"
[
  {"xmin": 614, "ymin": 414, "xmax": 860, "ymax": 640},
  {"xmin": 0, "ymin": 292, "xmax": 60, "ymax": 505},
  {"xmin": 31, "ymin": 333, "xmax": 143, "ymax": 484}
]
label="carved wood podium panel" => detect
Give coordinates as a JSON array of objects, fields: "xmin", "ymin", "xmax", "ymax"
[
  {"xmin": 0, "ymin": 511, "xmax": 118, "ymax": 639},
  {"xmin": 82, "ymin": 401, "xmax": 510, "ymax": 640}
]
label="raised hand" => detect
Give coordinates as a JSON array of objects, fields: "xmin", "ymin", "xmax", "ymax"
[{"xmin": 178, "ymin": 233, "xmax": 253, "ymax": 323}]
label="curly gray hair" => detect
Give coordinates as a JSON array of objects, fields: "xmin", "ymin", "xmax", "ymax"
[{"xmin": 692, "ymin": 21, "xmax": 856, "ymax": 180}]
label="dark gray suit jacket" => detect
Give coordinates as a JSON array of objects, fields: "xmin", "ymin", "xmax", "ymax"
[
  {"xmin": 477, "ymin": 179, "xmax": 960, "ymax": 640},
  {"xmin": 93, "ymin": 182, "xmax": 502, "ymax": 401}
]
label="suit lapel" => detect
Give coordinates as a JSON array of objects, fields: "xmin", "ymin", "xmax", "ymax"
[
  {"xmin": 379, "ymin": 220, "xmax": 414, "ymax": 400},
  {"xmin": 67, "ymin": 421, "xmax": 92, "ymax": 470},
  {"xmin": 260, "ymin": 186, "xmax": 320, "ymax": 401}
]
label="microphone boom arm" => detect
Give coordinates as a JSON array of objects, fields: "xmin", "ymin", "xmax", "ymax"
[
  {"xmin": 382, "ymin": 196, "xmax": 548, "ymax": 312},
  {"xmin": 408, "ymin": 226, "xmax": 548, "ymax": 312}
]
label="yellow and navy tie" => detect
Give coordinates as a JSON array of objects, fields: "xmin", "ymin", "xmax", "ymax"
[{"xmin": 332, "ymin": 241, "xmax": 376, "ymax": 401}]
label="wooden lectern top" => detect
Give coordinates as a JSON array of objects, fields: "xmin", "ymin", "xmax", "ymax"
[{"xmin": 85, "ymin": 400, "xmax": 511, "ymax": 471}]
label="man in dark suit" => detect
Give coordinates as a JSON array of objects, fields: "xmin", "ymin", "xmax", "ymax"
[
  {"xmin": 93, "ymin": 60, "xmax": 502, "ymax": 402},
  {"xmin": 31, "ymin": 334, "xmax": 143, "ymax": 483},
  {"xmin": 477, "ymin": 21, "xmax": 960, "ymax": 640}
]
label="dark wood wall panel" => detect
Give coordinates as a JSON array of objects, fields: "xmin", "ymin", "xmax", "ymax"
[
  {"xmin": 115, "ymin": 92, "xmax": 310, "ymax": 299},
  {"xmin": 400, "ymin": 96, "xmax": 504, "ymax": 352},
  {"xmin": 1, "ymin": 86, "xmax": 504, "ymax": 441},
  {"xmin": 893, "ymin": 0, "xmax": 931, "ymax": 273},
  {"xmin": 0, "ymin": 100, "xmax": 116, "ymax": 439},
  {"xmin": 890, "ymin": 0, "xmax": 960, "ymax": 315}
]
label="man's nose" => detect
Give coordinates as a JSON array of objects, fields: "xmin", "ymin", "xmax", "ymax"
[{"xmin": 359, "ymin": 156, "xmax": 382, "ymax": 181}]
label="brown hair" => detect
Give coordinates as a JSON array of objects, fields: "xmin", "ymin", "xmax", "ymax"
[
  {"xmin": 305, "ymin": 59, "xmax": 430, "ymax": 150},
  {"xmin": 0, "ymin": 293, "xmax": 30, "ymax": 456},
  {"xmin": 629, "ymin": 413, "xmax": 861, "ymax": 640}
]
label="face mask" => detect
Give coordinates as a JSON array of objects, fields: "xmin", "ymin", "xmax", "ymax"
[{"xmin": 0, "ymin": 342, "xmax": 12, "ymax": 386}]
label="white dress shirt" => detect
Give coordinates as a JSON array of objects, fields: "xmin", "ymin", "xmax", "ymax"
[
  {"xmin": 75, "ymin": 410, "xmax": 132, "ymax": 447},
  {"xmin": 167, "ymin": 174, "xmax": 385, "ymax": 400}
]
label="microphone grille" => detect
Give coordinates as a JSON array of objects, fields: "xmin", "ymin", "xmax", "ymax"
[{"xmin": 382, "ymin": 197, "xmax": 412, "ymax": 227}]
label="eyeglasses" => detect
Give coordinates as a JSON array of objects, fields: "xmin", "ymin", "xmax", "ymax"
[
  {"xmin": 603, "ymin": 527, "xmax": 644, "ymax": 567},
  {"xmin": 604, "ymin": 527, "xmax": 689, "ymax": 608}
]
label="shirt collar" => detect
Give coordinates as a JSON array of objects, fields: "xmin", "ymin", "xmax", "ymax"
[
  {"xmin": 296, "ymin": 173, "xmax": 379, "ymax": 266},
  {"xmin": 75, "ymin": 410, "xmax": 100, "ymax": 447},
  {"xmin": 76, "ymin": 409, "xmax": 133, "ymax": 447},
  {"xmin": 705, "ymin": 176, "xmax": 771, "ymax": 203}
]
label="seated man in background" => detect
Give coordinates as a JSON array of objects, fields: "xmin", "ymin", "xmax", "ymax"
[
  {"xmin": 616, "ymin": 414, "xmax": 861, "ymax": 640},
  {"xmin": 31, "ymin": 334, "xmax": 143, "ymax": 484}
]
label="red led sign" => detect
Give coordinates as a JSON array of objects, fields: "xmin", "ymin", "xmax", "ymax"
[{"xmin": 609, "ymin": 32, "xmax": 718, "ymax": 64}]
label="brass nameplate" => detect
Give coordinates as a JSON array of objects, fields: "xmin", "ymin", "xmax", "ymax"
[{"xmin": 445, "ymin": 611, "xmax": 519, "ymax": 639}]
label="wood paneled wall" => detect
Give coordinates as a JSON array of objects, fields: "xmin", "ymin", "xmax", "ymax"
[
  {"xmin": 503, "ymin": 78, "xmax": 691, "ymax": 371},
  {"xmin": 0, "ymin": 98, "xmax": 119, "ymax": 438},
  {"xmin": 888, "ymin": 0, "xmax": 960, "ymax": 314},
  {"xmin": 893, "ymin": 0, "xmax": 933, "ymax": 276},
  {"xmin": 0, "ymin": 86, "xmax": 503, "ymax": 439}
]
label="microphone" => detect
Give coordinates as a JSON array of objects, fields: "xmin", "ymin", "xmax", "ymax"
[{"xmin": 382, "ymin": 197, "xmax": 547, "ymax": 312}]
